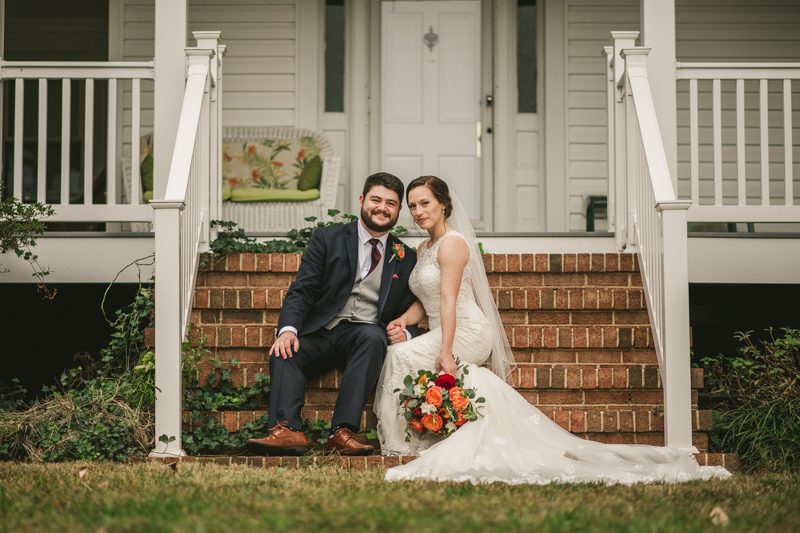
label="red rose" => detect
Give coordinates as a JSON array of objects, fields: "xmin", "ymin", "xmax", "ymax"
[{"xmin": 434, "ymin": 373, "xmax": 456, "ymax": 391}]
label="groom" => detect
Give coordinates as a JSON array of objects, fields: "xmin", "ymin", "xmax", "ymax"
[{"xmin": 246, "ymin": 173, "xmax": 418, "ymax": 456}]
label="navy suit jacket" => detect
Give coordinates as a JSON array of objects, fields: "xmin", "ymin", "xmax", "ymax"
[{"xmin": 277, "ymin": 221, "xmax": 419, "ymax": 338}]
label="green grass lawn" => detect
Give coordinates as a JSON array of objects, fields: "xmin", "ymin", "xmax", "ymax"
[{"xmin": 0, "ymin": 462, "xmax": 798, "ymax": 532}]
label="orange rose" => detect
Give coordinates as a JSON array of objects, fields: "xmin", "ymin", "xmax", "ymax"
[
  {"xmin": 296, "ymin": 148, "xmax": 307, "ymax": 161},
  {"xmin": 246, "ymin": 145, "xmax": 257, "ymax": 155},
  {"xmin": 409, "ymin": 418, "xmax": 424, "ymax": 433},
  {"xmin": 422, "ymin": 413, "xmax": 443, "ymax": 432},
  {"xmin": 450, "ymin": 390, "xmax": 469, "ymax": 410},
  {"xmin": 426, "ymin": 386, "xmax": 443, "ymax": 408},
  {"xmin": 251, "ymin": 168, "xmax": 260, "ymax": 180},
  {"xmin": 455, "ymin": 411, "xmax": 467, "ymax": 427}
]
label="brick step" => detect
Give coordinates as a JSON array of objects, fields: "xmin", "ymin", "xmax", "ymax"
[
  {"xmin": 196, "ymin": 347, "xmax": 663, "ymax": 366},
  {"xmin": 184, "ymin": 408, "xmax": 713, "ymax": 435},
  {"xmin": 189, "ymin": 358, "xmax": 701, "ymax": 392},
  {"xmin": 193, "ymin": 288, "xmax": 649, "ymax": 313},
  {"xmin": 193, "ymin": 308, "xmax": 651, "ymax": 327},
  {"xmin": 198, "ymin": 252, "xmax": 639, "ymax": 274},
  {"xmin": 143, "ymin": 453, "xmax": 740, "ymax": 472},
  {"xmin": 188, "ymin": 324, "xmax": 658, "ymax": 350}
]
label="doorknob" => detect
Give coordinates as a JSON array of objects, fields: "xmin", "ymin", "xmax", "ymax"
[{"xmin": 486, "ymin": 95, "xmax": 493, "ymax": 107}]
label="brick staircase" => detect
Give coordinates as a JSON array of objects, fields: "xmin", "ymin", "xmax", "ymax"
[{"xmin": 181, "ymin": 251, "xmax": 738, "ymax": 472}]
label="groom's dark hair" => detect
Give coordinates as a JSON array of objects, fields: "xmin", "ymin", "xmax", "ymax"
[{"xmin": 362, "ymin": 172, "xmax": 405, "ymax": 205}]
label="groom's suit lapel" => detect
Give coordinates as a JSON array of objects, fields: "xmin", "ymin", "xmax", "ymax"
[
  {"xmin": 345, "ymin": 221, "xmax": 359, "ymax": 282},
  {"xmin": 377, "ymin": 233, "xmax": 397, "ymax": 316}
]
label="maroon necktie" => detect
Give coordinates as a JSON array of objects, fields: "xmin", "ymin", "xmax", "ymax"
[{"xmin": 367, "ymin": 238, "xmax": 381, "ymax": 276}]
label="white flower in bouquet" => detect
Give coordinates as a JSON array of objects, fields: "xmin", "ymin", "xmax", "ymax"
[
  {"xmin": 445, "ymin": 421, "xmax": 456, "ymax": 432},
  {"xmin": 420, "ymin": 402, "xmax": 437, "ymax": 415},
  {"xmin": 413, "ymin": 384, "xmax": 425, "ymax": 396}
]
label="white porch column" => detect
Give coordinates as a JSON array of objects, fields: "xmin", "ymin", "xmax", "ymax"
[
  {"xmin": 153, "ymin": 0, "xmax": 187, "ymax": 200},
  {"xmin": 641, "ymin": 0, "xmax": 678, "ymax": 191}
]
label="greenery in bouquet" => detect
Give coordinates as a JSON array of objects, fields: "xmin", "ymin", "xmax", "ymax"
[{"xmin": 394, "ymin": 365, "xmax": 484, "ymax": 442}]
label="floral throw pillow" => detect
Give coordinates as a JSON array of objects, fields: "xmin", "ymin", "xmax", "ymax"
[{"xmin": 222, "ymin": 137, "xmax": 321, "ymax": 191}]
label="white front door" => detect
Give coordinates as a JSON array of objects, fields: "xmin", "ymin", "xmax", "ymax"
[{"xmin": 381, "ymin": 1, "xmax": 482, "ymax": 221}]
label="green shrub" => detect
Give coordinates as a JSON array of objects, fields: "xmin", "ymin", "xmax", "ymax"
[{"xmin": 702, "ymin": 328, "xmax": 800, "ymax": 471}]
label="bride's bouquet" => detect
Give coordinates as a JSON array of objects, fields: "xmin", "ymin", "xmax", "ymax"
[{"xmin": 394, "ymin": 366, "xmax": 484, "ymax": 442}]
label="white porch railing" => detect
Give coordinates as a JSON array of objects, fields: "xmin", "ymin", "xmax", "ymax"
[
  {"xmin": 607, "ymin": 35, "xmax": 695, "ymax": 450},
  {"xmin": 606, "ymin": 34, "xmax": 800, "ymax": 449},
  {"xmin": 676, "ymin": 62, "xmax": 800, "ymax": 223},
  {"xmin": 150, "ymin": 33, "xmax": 224, "ymax": 457},
  {"xmin": 0, "ymin": 60, "xmax": 154, "ymax": 222}
]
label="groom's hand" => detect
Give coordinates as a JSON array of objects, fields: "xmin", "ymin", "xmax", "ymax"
[
  {"xmin": 387, "ymin": 318, "xmax": 408, "ymax": 345},
  {"xmin": 270, "ymin": 331, "xmax": 299, "ymax": 359}
]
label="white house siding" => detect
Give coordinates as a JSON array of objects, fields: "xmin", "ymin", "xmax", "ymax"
[
  {"xmin": 119, "ymin": 0, "xmax": 298, "ymax": 158},
  {"xmin": 565, "ymin": 0, "xmax": 639, "ymax": 232},
  {"xmin": 564, "ymin": 0, "xmax": 800, "ymax": 231}
]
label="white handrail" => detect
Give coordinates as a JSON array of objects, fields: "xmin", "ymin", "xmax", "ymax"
[
  {"xmin": 610, "ymin": 40, "xmax": 695, "ymax": 451},
  {"xmin": 149, "ymin": 33, "xmax": 223, "ymax": 458}
]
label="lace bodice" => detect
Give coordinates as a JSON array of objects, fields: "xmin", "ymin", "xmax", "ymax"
[{"xmin": 409, "ymin": 231, "xmax": 479, "ymax": 332}]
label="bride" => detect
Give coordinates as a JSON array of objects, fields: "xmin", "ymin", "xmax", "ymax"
[{"xmin": 373, "ymin": 175, "xmax": 731, "ymax": 485}]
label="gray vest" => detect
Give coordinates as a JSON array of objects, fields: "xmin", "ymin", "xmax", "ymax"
[{"xmin": 324, "ymin": 254, "xmax": 385, "ymax": 330}]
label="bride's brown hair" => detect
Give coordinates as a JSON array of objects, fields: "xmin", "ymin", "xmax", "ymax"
[{"xmin": 406, "ymin": 176, "xmax": 453, "ymax": 218}]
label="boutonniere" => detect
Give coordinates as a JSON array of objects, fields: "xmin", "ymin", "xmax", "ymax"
[{"xmin": 389, "ymin": 243, "xmax": 405, "ymax": 263}]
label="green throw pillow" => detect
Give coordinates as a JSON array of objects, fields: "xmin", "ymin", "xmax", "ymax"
[
  {"xmin": 231, "ymin": 188, "xmax": 320, "ymax": 202},
  {"xmin": 143, "ymin": 190, "xmax": 153, "ymax": 202},
  {"xmin": 222, "ymin": 186, "xmax": 232, "ymax": 201},
  {"xmin": 140, "ymin": 153, "xmax": 154, "ymax": 193},
  {"xmin": 297, "ymin": 156, "xmax": 322, "ymax": 191}
]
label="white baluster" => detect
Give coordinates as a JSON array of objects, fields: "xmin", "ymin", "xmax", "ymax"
[
  {"xmin": 736, "ymin": 79, "xmax": 746, "ymax": 206},
  {"xmin": 107, "ymin": 78, "xmax": 117, "ymax": 205},
  {"xmin": 712, "ymin": 79, "xmax": 722, "ymax": 206},
  {"xmin": 689, "ymin": 79, "xmax": 699, "ymax": 206},
  {"xmin": 84, "ymin": 79, "xmax": 94, "ymax": 205},
  {"xmin": 784, "ymin": 79, "xmax": 793, "ymax": 206},
  {"xmin": 760, "ymin": 79, "xmax": 769, "ymax": 205},
  {"xmin": 61, "ymin": 79, "xmax": 71, "ymax": 205},
  {"xmin": 131, "ymin": 78, "xmax": 141, "ymax": 205},
  {"xmin": 37, "ymin": 79, "xmax": 48, "ymax": 203},
  {"xmin": 13, "ymin": 79, "xmax": 23, "ymax": 199}
]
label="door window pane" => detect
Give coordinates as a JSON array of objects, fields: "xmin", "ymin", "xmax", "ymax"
[
  {"xmin": 325, "ymin": 0, "xmax": 346, "ymax": 112},
  {"xmin": 517, "ymin": 0, "xmax": 537, "ymax": 113}
]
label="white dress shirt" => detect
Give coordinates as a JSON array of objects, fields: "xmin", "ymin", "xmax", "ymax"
[{"xmin": 278, "ymin": 221, "xmax": 410, "ymax": 340}]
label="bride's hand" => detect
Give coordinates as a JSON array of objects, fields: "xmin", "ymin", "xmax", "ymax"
[
  {"xmin": 386, "ymin": 316, "xmax": 407, "ymax": 334},
  {"xmin": 435, "ymin": 353, "xmax": 458, "ymax": 376}
]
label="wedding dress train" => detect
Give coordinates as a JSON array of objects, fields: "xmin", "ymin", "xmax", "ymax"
[{"xmin": 374, "ymin": 231, "xmax": 731, "ymax": 485}]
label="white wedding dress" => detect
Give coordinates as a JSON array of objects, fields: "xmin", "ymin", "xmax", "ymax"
[{"xmin": 374, "ymin": 231, "xmax": 731, "ymax": 485}]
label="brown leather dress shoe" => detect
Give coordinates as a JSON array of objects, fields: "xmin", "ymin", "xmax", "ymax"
[
  {"xmin": 324, "ymin": 427, "xmax": 374, "ymax": 456},
  {"xmin": 245, "ymin": 424, "xmax": 309, "ymax": 456}
]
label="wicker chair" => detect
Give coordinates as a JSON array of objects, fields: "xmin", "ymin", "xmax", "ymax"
[
  {"xmin": 121, "ymin": 127, "xmax": 341, "ymax": 233},
  {"xmin": 221, "ymin": 126, "xmax": 341, "ymax": 233}
]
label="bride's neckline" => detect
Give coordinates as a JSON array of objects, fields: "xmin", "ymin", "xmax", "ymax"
[{"xmin": 424, "ymin": 229, "xmax": 458, "ymax": 250}]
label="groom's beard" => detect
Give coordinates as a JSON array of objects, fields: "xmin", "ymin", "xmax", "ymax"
[{"xmin": 361, "ymin": 206, "xmax": 399, "ymax": 233}]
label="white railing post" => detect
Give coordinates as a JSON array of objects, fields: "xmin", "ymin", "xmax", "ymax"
[
  {"xmin": 659, "ymin": 204, "xmax": 695, "ymax": 450},
  {"xmin": 610, "ymin": 32, "xmax": 639, "ymax": 251},
  {"xmin": 193, "ymin": 31, "xmax": 223, "ymax": 250},
  {"xmin": 149, "ymin": 43, "xmax": 215, "ymax": 458},
  {"xmin": 603, "ymin": 46, "xmax": 615, "ymax": 233},
  {"xmin": 150, "ymin": 202, "xmax": 187, "ymax": 457}
]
